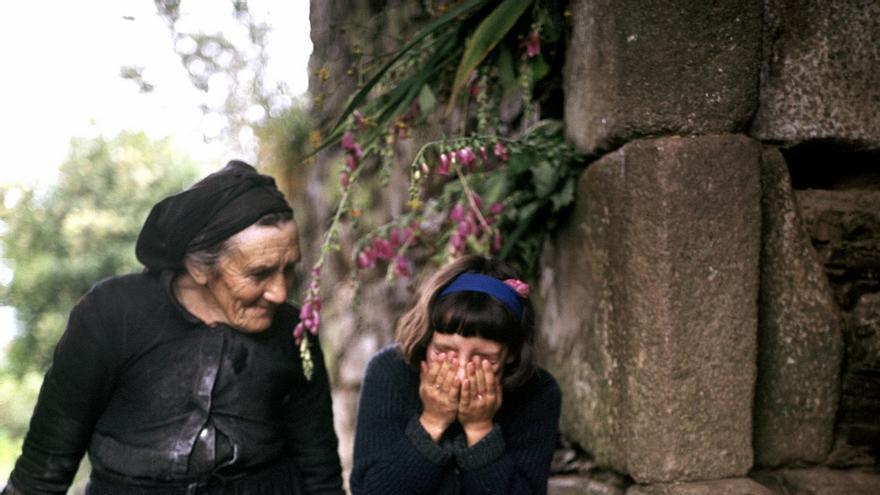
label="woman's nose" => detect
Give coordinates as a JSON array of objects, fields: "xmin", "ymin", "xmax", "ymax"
[{"xmin": 264, "ymin": 274, "xmax": 288, "ymax": 304}]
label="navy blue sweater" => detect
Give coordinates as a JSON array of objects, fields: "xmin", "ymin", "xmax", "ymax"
[{"xmin": 350, "ymin": 345, "xmax": 561, "ymax": 494}]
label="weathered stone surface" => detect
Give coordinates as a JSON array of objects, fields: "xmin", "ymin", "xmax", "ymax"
[
  {"xmin": 796, "ymin": 189, "xmax": 880, "ymax": 308},
  {"xmin": 752, "ymin": 466, "xmax": 880, "ymax": 495},
  {"xmin": 626, "ymin": 478, "xmax": 776, "ymax": 495},
  {"xmin": 541, "ymin": 134, "xmax": 762, "ymax": 482},
  {"xmin": 549, "ymin": 474, "xmax": 628, "ymax": 495},
  {"xmin": 751, "ymin": 0, "xmax": 880, "ymax": 146},
  {"xmin": 795, "ymin": 189, "xmax": 880, "ymax": 467},
  {"xmin": 563, "ymin": 0, "xmax": 761, "ymax": 155},
  {"xmin": 752, "ymin": 148, "xmax": 843, "ymax": 467}
]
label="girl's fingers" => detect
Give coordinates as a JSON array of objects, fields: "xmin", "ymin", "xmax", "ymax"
[
  {"xmin": 459, "ymin": 378, "xmax": 471, "ymax": 408},
  {"xmin": 475, "ymin": 358, "xmax": 488, "ymax": 396},
  {"xmin": 427, "ymin": 353, "xmax": 444, "ymax": 386},
  {"xmin": 484, "ymin": 359, "xmax": 498, "ymax": 398},
  {"xmin": 439, "ymin": 360, "xmax": 458, "ymax": 392},
  {"xmin": 437, "ymin": 356, "xmax": 454, "ymax": 388},
  {"xmin": 449, "ymin": 376, "xmax": 461, "ymax": 403}
]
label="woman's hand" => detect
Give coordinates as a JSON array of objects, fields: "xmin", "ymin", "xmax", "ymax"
[
  {"xmin": 418, "ymin": 353, "xmax": 461, "ymax": 442},
  {"xmin": 458, "ymin": 357, "xmax": 503, "ymax": 446}
]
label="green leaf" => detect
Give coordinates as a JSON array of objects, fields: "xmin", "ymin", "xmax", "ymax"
[
  {"xmin": 531, "ymin": 160, "xmax": 559, "ymax": 198},
  {"xmin": 506, "ymin": 150, "xmax": 534, "ymax": 176},
  {"xmin": 447, "ymin": 0, "xmax": 532, "ymax": 113},
  {"xmin": 529, "ymin": 53, "xmax": 550, "ymax": 85},
  {"xmin": 496, "ymin": 47, "xmax": 517, "ymax": 92},
  {"xmin": 418, "ymin": 84, "xmax": 437, "ymax": 115},
  {"xmin": 550, "ymin": 176, "xmax": 576, "ymax": 212},
  {"xmin": 325, "ymin": 0, "xmax": 488, "ymax": 139}
]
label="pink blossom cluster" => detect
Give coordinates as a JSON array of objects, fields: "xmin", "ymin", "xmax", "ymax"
[
  {"xmin": 294, "ymin": 266, "xmax": 323, "ymax": 344},
  {"xmin": 447, "ymin": 198, "xmax": 505, "ymax": 256},
  {"xmin": 340, "ymin": 131, "xmax": 364, "ymax": 188},
  {"xmin": 525, "ymin": 30, "xmax": 541, "ymax": 58},
  {"xmin": 436, "ymin": 141, "xmax": 509, "ymax": 176},
  {"xmin": 355, "ymin": 226, "xmax": 418, "ymax": 278}
]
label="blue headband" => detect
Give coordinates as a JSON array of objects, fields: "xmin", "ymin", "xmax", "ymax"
[{"xmin": 437, "ymin": 273, "xmax": 523, "ymax": 319}]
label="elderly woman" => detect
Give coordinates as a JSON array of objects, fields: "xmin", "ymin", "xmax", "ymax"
[{"xmin": 4, "ymin": 161, "xmax": 343, "ymax": 495}]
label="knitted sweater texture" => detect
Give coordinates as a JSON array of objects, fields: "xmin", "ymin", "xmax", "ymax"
[{"xmin": 350, "ymin": 345, "xmax": 561, "ymax": 495}]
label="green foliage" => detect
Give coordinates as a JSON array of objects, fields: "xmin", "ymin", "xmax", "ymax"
[
  {"xmin": 313, "ymin": 0, "xmax": 490, "ymax": 156},
  {"xmin": 0, "ymin": 132, "xmax": 198, "ymax": 374},
  {"xmin": 308, "ymin": 0, "xmax": 578, "ymax": 281},
  {"xmin": 0, "ymin": 371, "xmax": 41, "ymax": 470},
  {"xmin": 496, "ymin": 121, "xmax": 582, "ymax": 274},
  {"xmin": 449, "ymin": 0, "xmax": 532, "ymax": 111}
]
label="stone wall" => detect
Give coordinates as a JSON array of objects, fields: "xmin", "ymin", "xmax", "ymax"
[
  {"xmin": 306, "ymin": 0, "xmax": 880, "ymax": 493},
  {"xmin": 544, "ymin": 0, "xmax": 880, "ymax": 493}
]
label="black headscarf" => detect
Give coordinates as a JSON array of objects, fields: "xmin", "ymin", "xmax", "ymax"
[{"xmin": 136, "ymin": 160, "xmax": 293, "ymax": 272}]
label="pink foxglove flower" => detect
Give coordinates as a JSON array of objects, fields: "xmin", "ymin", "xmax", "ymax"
[
  {"xmin": 345, "ymin": 154, "xmax": 358, "ymax": 172},
  {"xmin": 341, "ymin": 131, "xmax": 356, "ymax": 151},
  {"xmin": 393, "ymin": 255, "xmax": 411, "ymax": 278},
  {"xmin": 493, "ymin": 141, "xmax": 509, "ymax": 161},
  {"xmin": 450, "ymin": 204, "xmax": 465, "ymax": 222},
  {"xmin": 526, "ymin": 30, "xmax": 541, "ymax": 58},
  {"xmin": 438, "ymin": 153, "xmax": 451, "ymax": 176},
  {"xmin": 356, "ymin": 250, "xmax": 374, "ymax": 269}
]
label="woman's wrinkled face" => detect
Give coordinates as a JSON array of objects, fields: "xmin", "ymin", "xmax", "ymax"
[
  {"xmin": 205, "ymin": 221, "xmax": 300, "ymax": 333},
  {"xmin": 426, "ymin": 332, "xmax": 508, "ymax": 380}
]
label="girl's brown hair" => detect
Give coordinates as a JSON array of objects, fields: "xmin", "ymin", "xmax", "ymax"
[{"xmin": 395, "ymin": 255, "xmax": 536, "ymax": 388}]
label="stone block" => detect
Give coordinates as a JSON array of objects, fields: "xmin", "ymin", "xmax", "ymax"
[
  {"xmin": 626, "ymin": 478, "xmax": 776, "ymax": 495},
  {"xmin": 549, "ymin": 474, "xmax": 628, "ymax": 495},
  {"xmin": 541, "ymin": 134, "xmax": 762, "ymax": 482},
  {"xmin": 751, "ymin": 466, "xmax": 880, "ymax": 495},
  {"xmin": 752, "ymin": 0, "xmax": 880, "ymax": 146},
  {"xmin": 563, "ymin": 0, "xmax": 762, "ymax": 155},
  {"xmin": 752, "ymin": 147, "xmax": 843, "ymax": 467},
  {"xmin": 795, "ymin": 189, "xmax": 880, "ymax": 466}
]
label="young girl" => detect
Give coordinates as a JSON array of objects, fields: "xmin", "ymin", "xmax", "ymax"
[{"xmin": 350, "ymin": 255, "xmax": 561, "ymax": 494}]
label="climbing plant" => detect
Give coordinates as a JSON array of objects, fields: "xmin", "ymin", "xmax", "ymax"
[{"xmin": 295, "ymin": 0, "xmax": 582, "ymax": 378}]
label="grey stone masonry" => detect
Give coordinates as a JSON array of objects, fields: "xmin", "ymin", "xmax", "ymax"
[
  {"xmin": 795, "ymin": 189, "xmax": 880, "ymax": 467},
  {"xmin": 626, "ymin": 478, "xmax": 776, "ymax": 495},
  {"xmin": 751, "ymin": 466, "xmax": 880, "ymax": 495},
  {"xmin": 752, "ymin": 148, "xmax": 843, "ymax": 467},
  {"xmin": 541, "ymin": 134, "xmax": 761, "ymax": 483},
  {"xmin": 563, "ymin": 0, "xmax": 762, "ymax": 155},
  {"xmin": 751, "ymin": 0, "xmax": 880, "ymax": 146}
]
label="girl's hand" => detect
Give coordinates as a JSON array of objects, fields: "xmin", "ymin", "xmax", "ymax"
[
  {"xmin": 418, "ymin": 353, "xmax": 461, "ymax": 442},
  {"xmin": 458, "ymin": 357, "xmax": 502, "ymax": 446}
]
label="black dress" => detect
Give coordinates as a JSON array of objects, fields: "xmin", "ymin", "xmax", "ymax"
[{"xmin": 4, "ymin": 271, "xmax": 343, "ymax": 495}]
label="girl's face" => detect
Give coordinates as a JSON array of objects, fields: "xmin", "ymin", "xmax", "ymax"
[{"xmin": 427, "ymin": 332, "xmax": 508, "ymax": 380}]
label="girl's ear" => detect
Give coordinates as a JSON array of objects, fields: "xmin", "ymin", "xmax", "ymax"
[{"xmin": 184, "ymin": 258, "xmax": 211, "ymax": 286}]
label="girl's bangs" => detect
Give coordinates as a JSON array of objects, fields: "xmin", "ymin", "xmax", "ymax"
[{"xmin": 430, "ymin": 292, "xmax": 521, "ymax": 345}]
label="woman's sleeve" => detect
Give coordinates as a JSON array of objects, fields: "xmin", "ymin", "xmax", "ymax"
[
  {"xmin": 281, "ymin": 333, "xmax": 344, "ymax": 495},
  {"xmin": 349, "ymin": 349, "xmax": 455, "ymax": 495},
  {"xmin": 5, "ymin": 291, "xmax": 118, "ymax": 495},
  {"xmin": 456, "ymin": 373, "xmax": 562, "ymax": 495}
]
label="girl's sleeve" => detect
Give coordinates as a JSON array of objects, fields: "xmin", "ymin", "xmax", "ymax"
[
  {"xmin": 349, "ymin": 350, "xmax": 455, "ymax": 495},
  {"xmin": 281, "ymin": 333, "xmax": 344, "ymax": 495},
  {"xmin": 5, "ymin": 292, "xmax": 118, "ymax": 495},
  {"xmin": 456, "ymin": 372, "xmax": 562, "ymax": 495}
]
